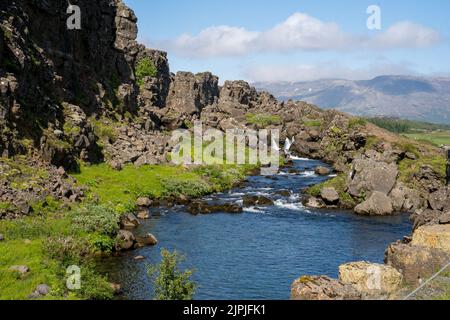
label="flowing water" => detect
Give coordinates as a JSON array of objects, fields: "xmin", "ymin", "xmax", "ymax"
[{"xmin": 103, "ymin": 158, "xmax": 411, "ymax": 300}]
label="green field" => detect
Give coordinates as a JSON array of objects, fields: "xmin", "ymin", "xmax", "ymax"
[
  {"xmin": 366, "ymin": 117, "xmax": 450, "ymax": 147},
  {"xmin": 403, "ymin": 130, "xmax": 450, "ymax": 147}
]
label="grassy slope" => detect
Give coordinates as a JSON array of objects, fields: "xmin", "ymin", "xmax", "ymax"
[
  {"xmin": 0, "ymin": 162, "xmax": 251, "ymax": 300},
  {"xmin": 403, "ymin": 131, "xmax": 450, "ymax": 147},
  {"xmin": 367, "ymin": 117, "xmax": 450, "ymax": 147}
]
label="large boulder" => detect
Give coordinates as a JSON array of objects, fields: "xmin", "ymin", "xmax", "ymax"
[
  {"xmin": 304, "ymin": 197, "xmax": 326, "ymax": 209},
  {"xmin": 291, "ymin": 276, "xmax": 361, "ymax": 300},
  {"xmin": 386, "ymin": 242, "xmax": 450, "ymax": 285},
  {"xmin": 115, "ymin": 230, "xmax": 136, "ymax": 251},
  {"xmin": 347, "ymin": 159, "xmax": 398, "ymax": 198},
  {"xmin": 355, "ymin": 192, "xmax": 394, "ymax": 216},
  {"xmin": 338, "ymin": 262, "xmax": 403, "ymax": 295},
  {"xmin": 389, "ymin": 187, "xmax": 406, "ymax": 212},
  {"xmin": 243, "ymin": 195, "xmax": 274, "ymax": 207},
  {"xmin": 136, "ymin": 233, "xmax": 158, "ymax": 247},
  {"xmin": 315, "ymin": 166, "xmax": 331, "ymax": 176},
  {"xmin": 320, "ymin": 187, "xmax": 340, "ymax": 205},
  {"xmin": 428, "ymin": 187, "xmax": 450, "ymax": 211},
  {"xmin": 411, "ymin": 225, "xmax": 450, "ymax": 252},
  {"xmin": 121, "ymin": 213, "xmax": 140, "ymax": 229}
]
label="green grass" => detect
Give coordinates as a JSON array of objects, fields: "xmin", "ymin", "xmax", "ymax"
[
  {"xmin": 302, "ymin": 119, "xmax": 323, "ymax": 128},
  {"xmin": 135, "ymin": 57, "xmax": 157, "ymax": 87},
  {"xmin": 367, "ymin": 117, "xmax": 450, "ymax": 134},
  {"xmin": 0, "ymin": 209, "xmax": 116, "ymax": 300},
  {"xmin": 72, "ymin": 163, "xmax": 251, "ymax": 214},
  {"xmin": 306, "ymin": 174, "xmax": 357, "ymax": 208},
  {"xmin": 0, "ymin": 239, "xmax": 62, "ymax": 300},
  {"xmin": 246, "ymin": 114, "xmax": 282, "ymax": 127},
  {"xmin": 90, "ymin": 118, "xmax": 118, "ymax": 143},
  {"xmin": 403, "ymin": 131, "xmax": 450, "ymax": 147},
  {"xmin": 398, "ymin": 155, "xmax": 446, "ymax": 183},
  {"xmin": 348, "ymin": 118, "xmax": 367, "ymax": 129}
]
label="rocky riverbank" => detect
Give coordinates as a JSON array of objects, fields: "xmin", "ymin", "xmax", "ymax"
[{"xmin": 1, "ymin": 0, "xmax": 449, "ymax": 300}]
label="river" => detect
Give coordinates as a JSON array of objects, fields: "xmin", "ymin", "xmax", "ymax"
[{"xmin": 103, "ymin": 158, "xmax": 411, "ymax": 300}]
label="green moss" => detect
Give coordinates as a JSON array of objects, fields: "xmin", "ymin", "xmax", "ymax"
[
  {"xmin": 348, "ymin": 118, "xmax": 367, "ymax": 129},
  {"xmin": 395, "ymin": 142, "xmax": 421, "ymax": 158},
  {"xmin": 73, "ymin": 163, "xmax": 251, "ymax": 214},
  {"xmin": 246, "ymin": 114, "xmax": 282, "ymax": 127},
  {"xmin": 302, "ymin": 119, "xmax": 323, "ymax": 128},
  {"xmin": 399, "ymin": 155, "xmax": 446, "ymax": 183},
  {"xmin": 330, "ymin": 126, "xmax": 343, "ymax": 135},
  {"xmin": 365, "ymin": 136, "xmax": 381, "ymax": 150},
  {"xmin": 0, "ymin": 208, "xmax": 115, "ymax": 300},
  {"xmin": 90, "ymin": 118, "xmax": 118, "ymax": 143},
  {"xmin": 63, "ymin": 122, "xmax": 81, "ymax": 137},
  {"xmin": 0, "ymin": 239, "xmax": 62, "ymax": 300},
  {"xmin": 135, "ymin": 57, "xmax": 157, "ymax": 87},
  {"xmin": 306, "ymin": 173, "xmax": 357, "ymax": 207}
]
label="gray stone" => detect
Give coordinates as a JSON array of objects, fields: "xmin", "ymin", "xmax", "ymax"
[
  {"xmin": 315, "ymin": 166, "xmax": 331, "ymax": 176},
  {"xmin": 36, "ymin": 284, "xmax": 50, "ymax": 296},
  {"xmin": 136, "ymin": 233, "xmax": 158, "ymax": 247},
  {"xmin": 355, "ymin": 192, "xmax": 394, "ymax": 216},
  {"xmin": 304, "ymin": 197, "xmax": 326, "ymax": 209},
  {"xmin": 116, "ymin": 230, "xmax": 136, "ymax": 251},
  {"xmin": 9, "ymin": 265, "xmax": 29, "ymax": 276},
  {"xmin": 320, "ymin": 187, "xmax": 340, "ymax": 204},
  {"xmin": 348, "ymin": 159, "xmax": 398, "ymax": 198}
]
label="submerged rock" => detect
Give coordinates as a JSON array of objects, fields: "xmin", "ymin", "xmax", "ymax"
[
  {"xmin": 315, "ymin": 167, "xmax": 331, "ymax": 176},
  {"xmin": 188, "ymin": 201, "xmax": 243, "ymax": 215},
  {"xmin": 136, "ymin": 233, "xmax": 158, "ymax": 247},
  {"xmin": 243, "ymin": 195, "xmax": 274, "ymax": 207}
]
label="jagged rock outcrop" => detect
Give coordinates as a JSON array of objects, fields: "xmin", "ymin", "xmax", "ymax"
[
  {"xmin": 0, "ymin": 0, "xmax": 143, "ymax": 168},
  {"xmin": 161, "ymin": 72, "xmax": 219, "ymax": 130},
  {"xmin": 347, "ymin": 159, "xmax": 398, "ymax": 199},
  {"xmin": 291, "ymin": 276, "xmax": 362, "ymax": 300},
  {"xmin": 338, "ymin": 262, "xmax": 403, "ymax": 296}
]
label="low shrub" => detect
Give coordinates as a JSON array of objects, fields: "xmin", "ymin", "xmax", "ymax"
[
  {"xmin": 70, "ymin": 204, "xmax": 120, "ymax": 237},
  {"xmin": 135, "ymin": 57, "xmax": 157, "ymax": 87},
  {"xmin": 148, "ymin": 249, "xmax": 196, "ymax": 300}
]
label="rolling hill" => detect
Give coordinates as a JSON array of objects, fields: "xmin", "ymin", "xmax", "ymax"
[{"xmin": 255, "ymin": 75, "xmax": 450, "ymax": 124}]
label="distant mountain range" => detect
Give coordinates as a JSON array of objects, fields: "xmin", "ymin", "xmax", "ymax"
[{"xmin": 254, "ymin": 76, "xmax": 450, "ymax": 124}]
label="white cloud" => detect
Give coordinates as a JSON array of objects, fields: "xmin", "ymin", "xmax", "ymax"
[
  {"xmin": 243, "ymin": 62, "xmax": 418, "ymax": 83},
  {"xmin": 371, "ymin": 22, "xmax": 441, "ymax": 49},
  {"xmin": 168, "ymin": 26, "xmax": 259, "ymax": 58},
  {"xmin": 154, "ymin": 13, "xmax": 442, "ymax": 59},
  {"xmin": 258, "ymin": 13, "xmax": 353, "ymax": 51}
]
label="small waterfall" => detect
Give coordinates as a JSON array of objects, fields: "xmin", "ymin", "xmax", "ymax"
[{"xmin": 284, "ymin": 137, "xmax": 295, "ymax": 156}]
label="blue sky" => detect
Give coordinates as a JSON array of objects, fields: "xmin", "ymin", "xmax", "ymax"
[{"xmin": 123, "ymin": 0, "xmax": 450, "ymax": 83}]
